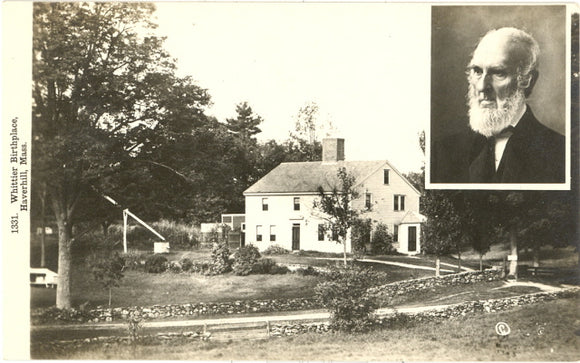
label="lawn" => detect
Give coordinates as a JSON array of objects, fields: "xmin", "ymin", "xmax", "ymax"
[
  {"xmin": 32, "ymin": 297, "xmax": 580, "ymax": 361},
  {"xmin": 32, "ymin": 270, "xmax": 322, "ymax": 309},
  {"xmin": 30, "ymin": 240, "xmax": 578, "ymax": 310},
  {"xmin": 30, "ymin": 247, "xmax": 446, "ymax": 309}
]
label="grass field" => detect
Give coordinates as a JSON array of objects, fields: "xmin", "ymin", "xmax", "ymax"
[
  {"xmin": 32, "ymin": 297, "xmax": 580, "ymax": 361},
  {"xmin": 30, "ymin": 234, "xmax": 578, "ymax": 310},
  {"xmin": 30, "ymin": 247, "xmax": 445, "ymax": 309}
]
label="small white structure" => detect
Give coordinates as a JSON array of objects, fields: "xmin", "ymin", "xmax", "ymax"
[
  {"xmin": 153, "ymin": 242, "xmax": 170, "ymax": 254},
  {"xmin": 395, "ymin": 211, "xmax": 426, "ymax": 255},
  {"xmin": 30, "ymin": 268, "xmax": 58, "ymax": 288},
  {"xmin": 200, "ymin": 223, "xmax": 222, "ymax": 233}
]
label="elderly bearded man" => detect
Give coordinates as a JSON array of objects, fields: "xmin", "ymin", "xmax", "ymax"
[{"xmin": 432, "ymin": 27, "xmax": 565, "ymax": 184}]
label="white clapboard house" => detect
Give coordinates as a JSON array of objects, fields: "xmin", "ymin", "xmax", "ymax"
[{"xmin": 243, "ymin": 138, "xmax": 424, "ymax": 255}]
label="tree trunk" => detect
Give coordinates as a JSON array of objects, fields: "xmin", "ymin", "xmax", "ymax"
[
  {"xmin": 343, "ymin": 238, "xmax": 347, "ymax": 266},
  {"xmin": 435, "ymin": 257, "xmax": 441, "ymax": 277},
  {"xmin": 508, "ymin": 225, "xmax": 518, "ymax": 279},
  {"xmin": 56, "ymin": 218, "xmax": 73, "ymax": 309},
  {"xmin": 108, "ymin": 287, "xmax": 112, "ymax": 307},
  {"xmin": 479, "ymin": 253, "xmax": 483, "ymax": 272},
  {"xmin": 40, "ymin": 187, "xmax": 47, "ymax": 268},
  {"xmin": 457, "ymin": 249, "xmax": 462, "ymax": 273}
]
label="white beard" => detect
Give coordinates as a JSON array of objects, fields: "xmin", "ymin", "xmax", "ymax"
[{"xmin": 468, "ymin": 87, "xmax": 525, "ymax": 137}]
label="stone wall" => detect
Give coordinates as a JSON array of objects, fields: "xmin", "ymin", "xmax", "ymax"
[
  {"xmin": 368, "ymin": 268, "xmax": 503, "ymax": 300},
  {"xmin": 270, "ymin": 288, "xmax": 579, "ymax": 337},
  {"xmin": 32, "ymin": 269, "xmax": 505, "ymax": 325},
  {"xmin": 32, "ymin": 297, "xmax": 321, "ymax": 324}
]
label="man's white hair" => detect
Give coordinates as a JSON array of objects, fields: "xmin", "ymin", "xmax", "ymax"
[{"xmin": 480, "ymin": 27, "xmax": 540, "ymax": 79}]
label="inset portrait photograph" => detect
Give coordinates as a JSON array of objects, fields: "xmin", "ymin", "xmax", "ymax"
[{"xmin": 429, "ymin": 5, "xmax": 568, "ymax": 188}]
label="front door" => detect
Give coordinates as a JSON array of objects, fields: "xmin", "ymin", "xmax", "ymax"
[
  {"xmin": 292, "ymin": 224, "xmax": 300, "ymax": 250},
  {"xmin": 408, "ymin": 226, "xmax": 417, "ymax": 252}
]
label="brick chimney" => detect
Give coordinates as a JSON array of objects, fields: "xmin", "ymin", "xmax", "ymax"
[{"xmin": 322, "ymin": 138, "xmax": 345, "ymax": 163}]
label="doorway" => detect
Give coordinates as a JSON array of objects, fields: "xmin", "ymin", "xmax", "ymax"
[
  {"xmin": 408, "ymin": 226, "xmax": 417, "ymax": 252},
  {"xmin": 292, "ymin": 224, "xmax": 300, "ymax": 250}
]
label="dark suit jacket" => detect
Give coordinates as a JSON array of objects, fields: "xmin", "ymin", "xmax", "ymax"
[{"xmin": 431, "ymin": 107, "xmax": 565, "ymax": 184}]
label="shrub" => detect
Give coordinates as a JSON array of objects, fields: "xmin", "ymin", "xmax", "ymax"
[
  {"xmin": 123, "ymin": 250, "xmax": 147, "ymax": 271},
  {"xmin": 294, "ymin": 266, "xmax": 321, "ymax": 276},
  {"xmin": 232, "ymin": 245, "xmax": 261, "ymax": 276},
  {"xmin": 315, "ymin": 264, "xmax": 381, "ymax": 332},
  {"xmin": 180, "ymin": 258, "xmax": 193, "ymax": 272},
  {"xmin": 262, "ymin": 245, "xmax": 290, "ymax": 255},
  {"xmin": 191, "ymin": 261, "xmax": 211, "ymax": 274},
  {"xmin": 371, "ymin": 223, "xmax": 396, "ymax": 255},
  {"xmin": 168, "ymin": 260, "xmax": 182, "ymax": 273},
  {"xmin": 351, "ymin": 218, "xmax": 372, "ymax": 254},
  {"xmin": 144, "ymin": 255, "xmax": 168, "ymax": 273},
  {"xmin": 251, "ymin": 258, "xmax": 290, "ymax": 275},
  {"xmin": 207, "ymin": 242, "xmax": 231, "ymax": 275}
]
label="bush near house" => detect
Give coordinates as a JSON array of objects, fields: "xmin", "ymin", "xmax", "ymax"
[
  {"xmin": 371, "ymin": 223, "xmax": 396, "ymax": 255},
  {"xmin": 315, "ymin": 264, "xmax": 382, "ymax": 332},
  {"xmin": 262, "ymin": 245, "xmax": 290, "ymax": 255},
  {"xmin": 207, "ymin": 242, "xmax": 232, "ymax": 275},
  {"xmin": 352, "ymin": 218, "xmax": 372, "ymax": 253},
  {"xmin": 144, "ymin": 255, "xmax": 168, "ymax": 273},
  {"xmin": 251, "ymin": 258, "xmax": 290, "ymax": 275},
  {"xmin": 179, "ymin": 258, "xmax": 193, "ymax": 272},
  {"xmin": 232, "ymin": 245, "xmax": 261, "ymax": 276}
]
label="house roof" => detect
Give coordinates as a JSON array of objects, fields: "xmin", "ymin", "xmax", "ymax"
[
  {"xmin": 400, "ymin": 211, "xmax": 427, "ymax": 224},
  {"xmin": 244, "ymin": 159, "xmax": 416, "ymax": 194}
]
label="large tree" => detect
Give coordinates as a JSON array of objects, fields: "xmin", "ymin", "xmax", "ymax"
[{"xmin": 32, "ymin": 3, "xmax": 210, "ymax": 308}]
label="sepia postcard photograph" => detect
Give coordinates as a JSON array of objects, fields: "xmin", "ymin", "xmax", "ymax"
[{"xmin": 2, "ymin": 1, "xmax": 579, "ymax": 361}]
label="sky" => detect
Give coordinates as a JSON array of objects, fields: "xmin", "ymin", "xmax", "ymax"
[{"xmin": 152, "ymin": 3, "xmax": 430, "ymax": 174}]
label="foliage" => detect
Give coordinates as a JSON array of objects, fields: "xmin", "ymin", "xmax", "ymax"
[
  {"xmin": 293, "ymin": 266, "xmax": 321, "ymax": 276},
  {"xmin": 262, "ymin": 244, "xmax": 290, "ymax": 255},
  {"xmin": 313, "ymin": 167, "xmax": 360, "ymax": 265},
  {"xmin": 179, "ymin": 258, "xmax": 193, "ymax": 272},
  {"xmin": 144, "ymin": 255, "xmax": 168, "ymax": 273},
  {"xmin": 32, "ymin": 2, "xmax": 212, "ymax": 307},
  {"xmin": 107, "ymin": 220, "xmax": 200, "ymax": 250},
  {"xmin": 351, "ymin": 218, "xmax": 372, "ymax": 254},
  {"xmin": 421, "ymin": 190, "xmax": 464, "ymax": 258},
  {"xmin": 207, "ymin": 242, "xmax": 231, "ymax": 275},
  {"xmin": 87, "ymin": 250, "xmax": 125, "ymax": 306},
  {"xmin": 190, "ymin": 261, "xmax": 211, "ymax": 275},
  {"xmin": 251, "ymin": 258, "xmax": 290, "ymax": 275},
  {"xmin": 225, "ymin": 102, "xmax": 263, "ymax": 139},
  {"xmin": 315, "ymin": 264, "xmax": 381, "ymax": 332},
  {"xmin": 232, "ymin": 245, "xmax": 261, "ymax": 276},
  {"xmin": 127, "ymin": 311, "xmax": 143, "ymax": 343},
  {"xmin": 371, "ymin": 223, "xmax": 396, "ymax": 255},
  {"xmin": 288, "ymin": 101, "xmax": 334, "ymax": 161},
  {"xmin": 207, "ymin": 224, "xmax": 231, "ymax": 244},
  {"xmin": 167, "ymin": 260, "xmax": 182, "ymax": 273},
  {"xmin": 122, "ymin": 250, "xmax": 147, "ymax": 271}
]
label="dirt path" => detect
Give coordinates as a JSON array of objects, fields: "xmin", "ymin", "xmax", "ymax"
[{"xmin": 315, "ymin": 257, "xmax": 474, "ymax": 272}]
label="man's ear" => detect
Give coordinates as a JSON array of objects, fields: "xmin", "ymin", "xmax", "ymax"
[{"xmin": 521, "ymin": 70, "xmax": 539, "ymax": 97}]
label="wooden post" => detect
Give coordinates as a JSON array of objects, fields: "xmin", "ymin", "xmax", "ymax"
[
  {"xmin": 123, "ymin": 209, "xmax": 128, "ymax": 253},
  {"xmin": 508, "ymin": 226, "xmax": 518, "ymax": 280}
]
